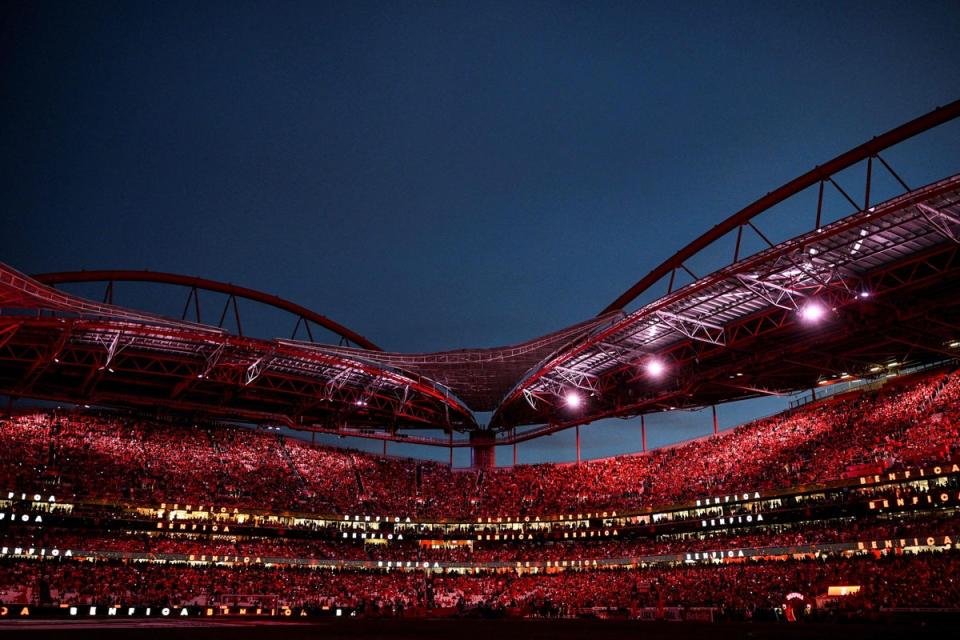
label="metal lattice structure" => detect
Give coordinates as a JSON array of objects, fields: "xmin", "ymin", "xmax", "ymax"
[
  {"xmin": 0, "ymin": 265, "xmax": 476, "ymax": 432},
  {"xmin": 31, "ymin": 270, "xmax": 381, "ymax": 350},
  {"xmin": 306, "ymin": 313, "xmax": 620, "ymax": 412},
  {"xmin": 492, "ymin": 173, "xmax": 960, "ymax": 434},
  {"xmin": 2, "ymin": 100, "xmax": 960, "ymax": 450}
]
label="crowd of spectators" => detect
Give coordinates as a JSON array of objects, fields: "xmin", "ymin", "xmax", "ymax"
[
  {"xmin": 2, "ymin": 368, "xmax": 958, "ymax": 518},
  {"xmin": 484, "ymin": 552, "xmax": 960, "ymax": 615},
  {"xmin": 1, "ymin": 552, "xmax": 958, "ymax": 615},
  {"xmin": 1, "ymin": 368, "xmax": 959, "ymax": 617},
  {"xmin": 4, "ymin": 369, "xmax": 960, "ymax": 519}
]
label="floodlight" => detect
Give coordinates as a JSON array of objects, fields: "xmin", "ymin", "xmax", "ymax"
[
  {"xmin": 800, "ymin": 301, "xmax": 826, "ymax": 322},
  {"xmin": 646, "ymin": 359, "xmax": 665, "ymax": 377}
]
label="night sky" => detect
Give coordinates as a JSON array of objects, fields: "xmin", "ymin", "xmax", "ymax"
[{"xmin": 3, "ymin": 1, "xmax": 960, "ymax": 465}]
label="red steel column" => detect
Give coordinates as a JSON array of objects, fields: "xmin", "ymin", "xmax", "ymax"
[
  {"xmin": 712, "ymin": 405, "xmax": 719, "ymax": 435},
  {"xmin": 641, "ymin": 414, "xmax": 647, "ymax": 452},
  {"xmin": 576, "ymin": 425, "xmax": 581, "ymax": 464}
]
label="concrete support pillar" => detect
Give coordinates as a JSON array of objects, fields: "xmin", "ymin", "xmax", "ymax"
[{"xmin": 470, "ymin": 431, "xmax": 496, "ymax": 470}]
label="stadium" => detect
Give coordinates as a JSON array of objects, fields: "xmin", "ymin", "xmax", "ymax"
[
  {"xmin": 3, "ymin": 100, "xmax": 960, "ymax": 635},
  {"xmin": 3, "ymin": 3, "xmax": 960, "ymax": 639}
]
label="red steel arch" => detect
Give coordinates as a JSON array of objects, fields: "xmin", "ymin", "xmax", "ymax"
[
  {"xmin": 602, "ymin": 98, "xmax": 960, "ymax": 314},
  {"xmin": 31, "ymin": 270, "xmax": 382, "ymax": 351}
]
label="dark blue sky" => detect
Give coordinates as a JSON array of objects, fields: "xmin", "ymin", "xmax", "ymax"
[{"xmin": 3, "ymin": 1, "xmax": 960, "ymax": 465}]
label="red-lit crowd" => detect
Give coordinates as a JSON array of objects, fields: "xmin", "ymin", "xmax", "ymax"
[
  {"xmin": 2, "ymin": 370, "xmax": 959, "ymax": 517},
  {"xmin": 1, "ymin": 367, "xmax": 960, "ymax": 615},
  {"xmin": 1, "ymin": 553, "xmax": 959, "ymax": 616}
]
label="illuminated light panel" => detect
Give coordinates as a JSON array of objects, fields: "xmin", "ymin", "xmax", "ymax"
[
  {"xmin": 851, "ymin": 228, "xmax": 869, "ymax": 254},
  {"xmin": 827, "ymin": 586, "xmax": 861, "ymax": 596}
]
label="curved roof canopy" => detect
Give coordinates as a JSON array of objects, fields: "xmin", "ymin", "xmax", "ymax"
[
  {"xmin": 32, "ymin": 270, "xmax": 381, "ymax": 351},
  {"xmin": 492, "ymin": 173, "xmax": 960, "ymax": 433},
  {"xmin": 0, "ymin": 264, "xmax": 477, "ymax": 432},
  {"xmin": 2, "ymin": 100, "xmax": 960, "ymax": 444}
]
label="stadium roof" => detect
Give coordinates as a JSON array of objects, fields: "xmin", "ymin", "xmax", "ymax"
[
  {"xmin": 303, "ymin": 312, "xmax": 621, "ymax": 412},
  {"xmin": 492, "ymin": 172, "xmax": 960, "ymax": 434},
  {"xmin": 2, "ymin": 100, "xmax": 960, "ymax": 445},
  {"xmin": 0, "ymin": 263, "xmax": 478, "ymax": 432}
]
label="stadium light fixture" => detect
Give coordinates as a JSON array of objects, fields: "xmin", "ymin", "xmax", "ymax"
[
  {"xmin": 646, "ymin": 359, "xmax": 666, "ymax": 377},
  {"xmin": 565, "ymin": 391, "xmax": 582, "ymax": 409},
  {"xmin": 800, "ymin": 301, "xmax": 826, "ymax": 322},
  {"xmin": 859, "ymin": 291, "xmax": 870, "ymax": 298}
]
